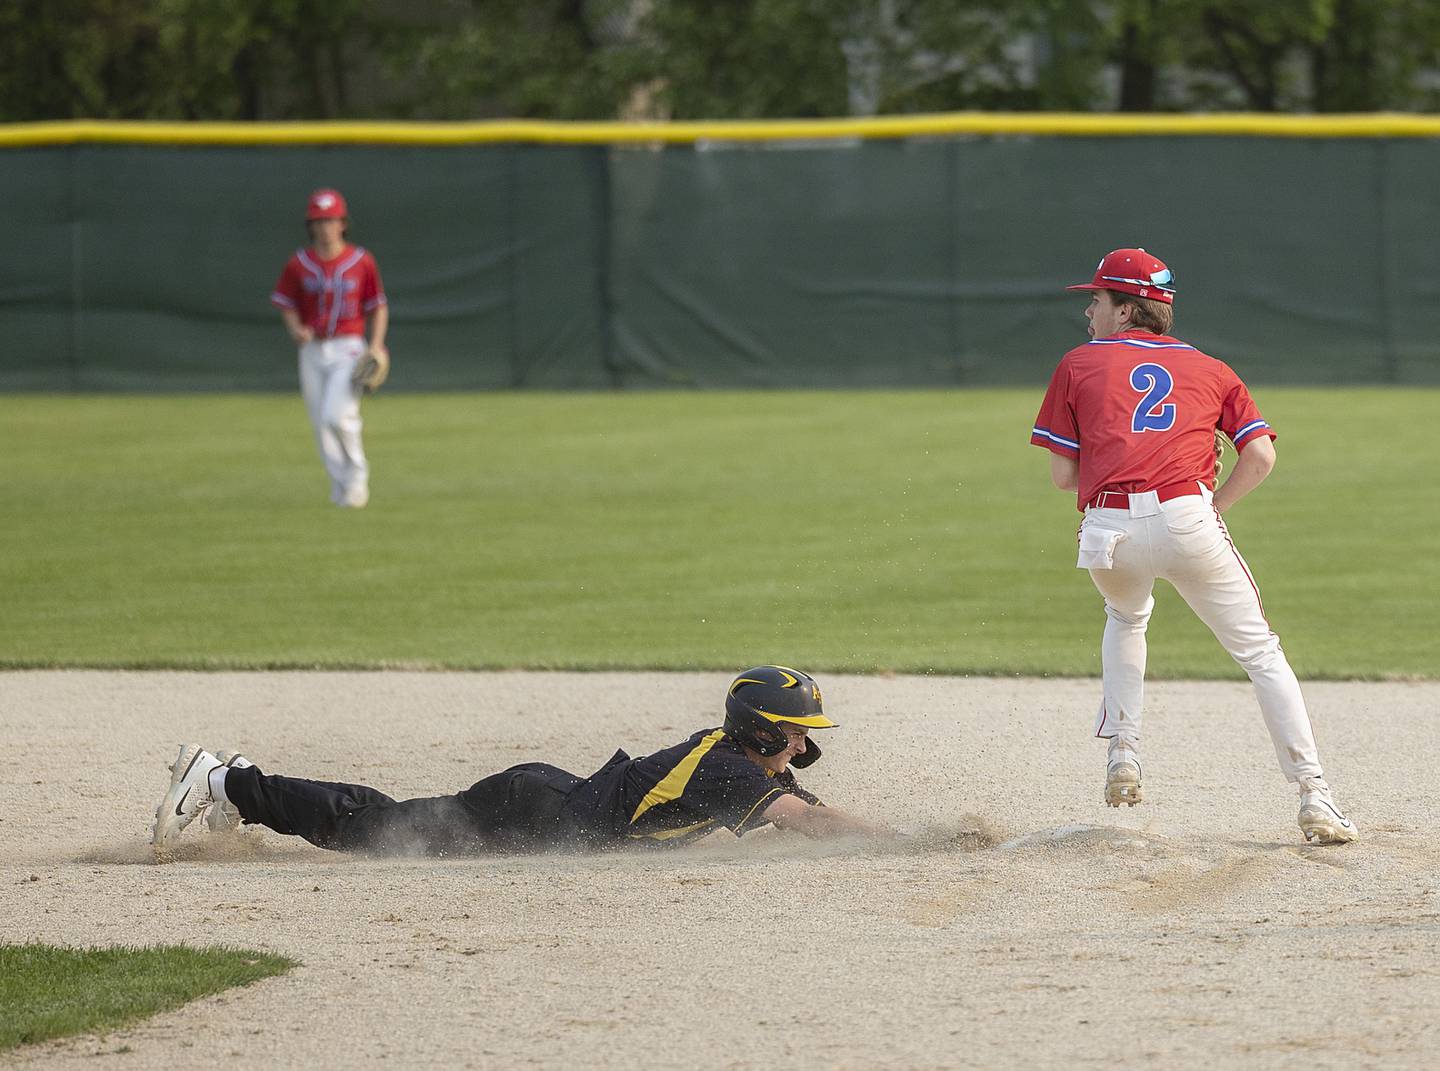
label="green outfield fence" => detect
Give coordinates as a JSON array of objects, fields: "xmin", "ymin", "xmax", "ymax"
[{"xmin": 3, "ymin": 114, "xmax": 1438, "ymax": 391}]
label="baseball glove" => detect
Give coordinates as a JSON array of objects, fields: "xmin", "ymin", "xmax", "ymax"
[
  {"xmin": 1214, "ymin": 429, "xmax": 1231, "ymax": 480},
  {"xmin": 353, "ymin": 347, "xmax": 390, "ymax": 394}
]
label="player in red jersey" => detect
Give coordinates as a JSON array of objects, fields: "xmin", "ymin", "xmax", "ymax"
[
  {"xmin": 271, "ymin": 189, "xmax": 388, "ymax": 508},
  {"xmin": 1032, "ymin": 248, "xmax": 1355, "ymax": 845}
]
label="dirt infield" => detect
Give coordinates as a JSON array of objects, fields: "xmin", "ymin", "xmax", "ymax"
[{"xmin": 2, "ymin": 671, "xmax": 1437, "ymax": 1069}]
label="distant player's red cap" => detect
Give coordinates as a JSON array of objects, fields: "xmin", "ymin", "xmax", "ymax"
[
  {"xmin": 306, "ymin": 188, "xmax": 348, "ymax": 220},
  {"xmin": 1067, "ymin": 248, "xmax": 1175, "ymax": 305}
]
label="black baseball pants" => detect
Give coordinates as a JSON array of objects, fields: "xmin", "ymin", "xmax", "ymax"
[{"xmin": 225, "ymin": 762, "xmax": 583, "ymax": 856}]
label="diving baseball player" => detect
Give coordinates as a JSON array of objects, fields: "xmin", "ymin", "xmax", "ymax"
[
  {"xmin": 270, "ymin": 188, "xmax": 388, "ymax": 509},
  {"xmin": 151, "ymin": 666, "xmax": 885, "ymax": 854},
  {"xmin": 1031, "ymin": 248, "xmax": 1356, "ymax": 845}
]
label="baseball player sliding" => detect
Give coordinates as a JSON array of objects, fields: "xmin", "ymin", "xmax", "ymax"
[
  {"xmin": 270, "ymin": 188, "xmax": 389, "ymax": 509},
  {"xmin": 1032, "ymin": 248, "xmax": 1356, "ymax": 845},
  {"xmin": 151, "ymin": 666, "xmax": 887, "ymax": 855}
]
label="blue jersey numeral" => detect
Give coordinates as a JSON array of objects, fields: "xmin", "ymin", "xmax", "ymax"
[{"xmin": 1130, "ymin": 363, "xmax": 1176, "ymax": 432}]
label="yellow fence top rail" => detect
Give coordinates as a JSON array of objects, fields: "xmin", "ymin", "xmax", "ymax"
[{"xmin": 5, "ymin": 112, "xmax": 1440, "ymax": 146}]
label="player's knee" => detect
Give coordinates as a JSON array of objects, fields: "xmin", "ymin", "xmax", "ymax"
[
  {"xmin": 1104, "ymin": 602, "xmax": 1152, "ymax": 627},
  {"xmin": 1230, "ymin": 635, "xmax": 1285, "ymax": 674}
]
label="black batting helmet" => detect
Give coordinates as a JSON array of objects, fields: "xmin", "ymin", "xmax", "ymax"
[{"xmin": 723, "ymin": 666, "xmax": 836, "ymax": 769}]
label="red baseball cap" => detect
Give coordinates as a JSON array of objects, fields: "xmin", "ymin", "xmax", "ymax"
[
  {"xmin": 305, "ymin": 188, "xmax": 348, "ymax": 221},
  {"xmin": 1067, "ymin": 248, "xmax": 1175, "ymax": 304}
]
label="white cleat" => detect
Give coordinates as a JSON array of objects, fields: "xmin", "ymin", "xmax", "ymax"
[
  {"xmin": 205, "ymin": 751, "xmax": 253, "ymax": 833},
  {"xmin": 1298, "ymin": 778, "xmax": 1358, "ymax": 844},
  {"xmin": 1105, "ymin": 760, "xmax": 1143, "ymax": 808},
  {"xmin": 152, "ymin": 744, "xmax": 223, "ymax": 848}
]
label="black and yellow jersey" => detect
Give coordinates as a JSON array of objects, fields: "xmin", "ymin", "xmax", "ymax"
[{"xmin": 563, "ymin": 728, "xmax": 821, "ymax": 847}]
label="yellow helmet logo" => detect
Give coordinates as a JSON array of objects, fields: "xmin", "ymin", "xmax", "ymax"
[
  {"xmin": 768, "ymin": 666, "xmax": 807, "ymax": 687},
  {"xmin": 731, "ymin": 667, "xmax": 800, "ymax": 694}
]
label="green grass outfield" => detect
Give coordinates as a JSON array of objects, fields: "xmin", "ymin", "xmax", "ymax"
[
  {"xmin": 0, "ymin": 943, "xmax": 294, "ymax": 1051},
  {"xmin": 1, "ymin": 389, "xmax": 1433, "ymax": 679}
]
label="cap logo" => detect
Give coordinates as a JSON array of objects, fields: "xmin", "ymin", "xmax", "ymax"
[{"xmin": 315, "ymin": 194, "xmax": 335, "ymax": 209}]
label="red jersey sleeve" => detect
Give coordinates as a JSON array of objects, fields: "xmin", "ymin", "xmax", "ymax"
[
  {"xmin": 360, "ymin": 252, "xmax": 386, "ymax": 312},
  {"xmin": 270, "ymin": 255, "xmax": 302, "ymax": 310},
  {"xmin": 1217, "ymin": 363, "xmax": 1276, "ymax": 448},
  {"xmin": 1030, "ymin": 356, "xmax": 1080, "ymax": 456}
]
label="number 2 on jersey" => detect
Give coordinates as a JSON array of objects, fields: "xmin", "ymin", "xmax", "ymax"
[{"xmin": 1129, "ymin": 363, "xmax": 1176, "ymax": 432}]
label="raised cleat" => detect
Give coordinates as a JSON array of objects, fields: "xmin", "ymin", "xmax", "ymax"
[
  {"xmin": 1298, "ymin": 778, "xmax": 1358, "ymax": 844},
  {"xmin": 152, "ymin": 744, "xmax": 223, "ymax": 848},
  {"xmin": 205, "ymin": 751, "xmax": 253, "ymax": 833},
  {"xmin": 1104, "ymin": 759, "xmax": 1143, "ymax": 808}
]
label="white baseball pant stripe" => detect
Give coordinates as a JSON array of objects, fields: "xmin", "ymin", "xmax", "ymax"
[
  {"xmin": 298, "ymin": 336, "xmax": 368, "ymax": 503},
  {"xmin": 1082, "ymin": 491, "xmax": 1323, "ymax": 783}
]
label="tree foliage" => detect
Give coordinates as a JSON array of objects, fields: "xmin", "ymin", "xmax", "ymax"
[
  {"xmin": 389, "ymin": 1, "xmax": 642, "ymax": 120},
  {"xmin": 3, "ymin": 0, "xmax": 1440, "ymax": 121},
  {"xmin": 0, "ymin": 0, "xmax": 384, "ymax": 120}
]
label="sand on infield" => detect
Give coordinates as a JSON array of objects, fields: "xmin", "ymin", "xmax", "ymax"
[{"xmin": 2, "ymin": 671, "xmax": 1437, "ymax": 1070}]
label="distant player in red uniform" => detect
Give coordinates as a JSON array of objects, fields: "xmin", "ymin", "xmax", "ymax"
[
  {"xmin": 271, "ymin": 189, "xmax": 388, "ymax": 508},
  {"xmin": 1032, "ymin": 248, "xmax": 1356, "ymax": 844}
]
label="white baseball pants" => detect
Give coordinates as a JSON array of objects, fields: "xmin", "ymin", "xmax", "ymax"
[
  {"xmin": 298, "ymin": 335, "xmax": 368, "ymax": 505},
  {"xmin": 1081, "ymin": 489, "xmax": 1323, "ymax": 783}
]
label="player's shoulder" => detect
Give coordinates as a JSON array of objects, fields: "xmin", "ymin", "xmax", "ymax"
[
  {"xmin": 1084, "ymin": 331, "xmax": 1196, "ymax": 352},
  {"xmin": 1081, "ymin": 332, "xmax": 1236, "ymax": 366},
  {"xmin": 1143, "ymin": 337, "xmax": 1251, "ymax": 390},
  {"xmin": 635, "ymin": 728, "xmax": 759, "ymax": 787},
  {"xmin": 1157, "ymin": 336, "xmax": 1242, "ymax": 377},
  {"xmin": 692, "ymin": 730, "xmax": 770, "ymax": 777},
  {"xmin": 647, "ymin": 727, "xmax": 733, "ymax": 760},
  {"xmin": 698, "ymin": 730, "xmax": 751, "ymax": 763},
  {"xmin": 346, "ymin": 244, "xmax": 381, "ymax": 265}
]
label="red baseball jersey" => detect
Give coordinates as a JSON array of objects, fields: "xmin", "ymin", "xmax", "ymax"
[
  {"xmin": 270, "ymin": 245, "xmax": 386, "ymax": 339},
  {"xmin": 1031, "ymin": 330, "xmax": 1276, "ymax": 510}
]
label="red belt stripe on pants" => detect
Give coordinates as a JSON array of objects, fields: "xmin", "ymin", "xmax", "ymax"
[{"xmin": 1085, "ymin": 480, "xmax": 1206, "ymax": 511}]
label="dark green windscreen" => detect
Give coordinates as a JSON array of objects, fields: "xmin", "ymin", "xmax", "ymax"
[{"xmin": 1, "ymin": 137, "xmax": 1433, "ymax": 390}]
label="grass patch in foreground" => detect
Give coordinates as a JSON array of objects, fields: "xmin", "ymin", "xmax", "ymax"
[{"xmin": 0, "ymin": 943, "xmax": 295, "ymax": 1052}]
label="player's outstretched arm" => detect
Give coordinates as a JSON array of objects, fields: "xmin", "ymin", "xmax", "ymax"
[
  {"xmin": 762, "ymin": 792, "xmax": 891, "ymax": 839},
  {"xmin": 1213, "ymin": 436, "xmax": 1276, "ymax": 513}
]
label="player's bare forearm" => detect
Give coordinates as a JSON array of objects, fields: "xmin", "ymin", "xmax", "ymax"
[
  {"xmin": 367, "ymin": 304, "xmax": 389, "ymax": 353},
  {"xmin": 1050, "ymin": 453, "xmax": 1080, "ymax": 492},
  {"xmin": 280, "ymin": 309, "xmax": 313, "ymax": 345},
  {"xmin": 1213, "ymin": 436, "xmax": 1276, "ymax": 513},
  {"xmin": 763, "ymin": 794, "xmax": 890, "ymax": 839}
]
